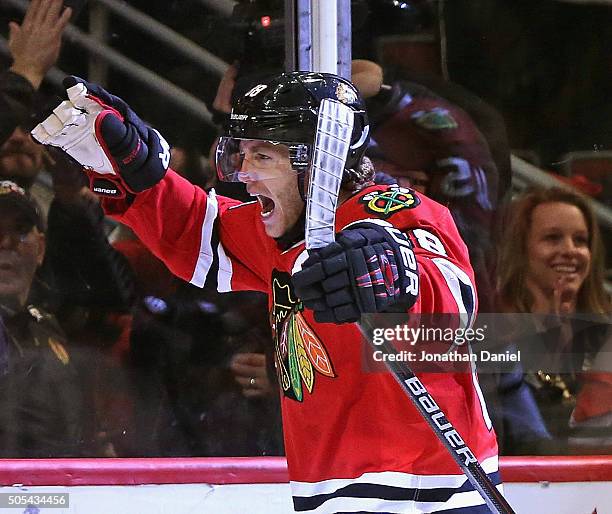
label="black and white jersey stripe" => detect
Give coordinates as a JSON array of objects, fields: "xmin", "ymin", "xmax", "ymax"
[
  {"xmin": 290, "ymin": 456, "xmax": 500, "ymax": 513},
  {"xmin": 189, "ymin": 190, "xmax": 234, "ymax": 291}
]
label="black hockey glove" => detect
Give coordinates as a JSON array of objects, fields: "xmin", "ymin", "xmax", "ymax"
[
  {"xmin": 293, "ymin": 221, "xmax": 419, "ymax": 324},
  {"xmin": 31, "ymin": 76, "xmax": 170, "ymax": 199}
]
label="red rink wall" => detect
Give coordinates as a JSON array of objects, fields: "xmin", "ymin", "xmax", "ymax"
[{"xmin": 0, "ymin": 456, "xmax": 610, "ymax": 513}]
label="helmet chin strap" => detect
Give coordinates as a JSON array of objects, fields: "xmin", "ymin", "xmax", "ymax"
[
  {"xmin": 275, "ymin": 166, "xmax": 307, "ymax": 250},
  {"xmin": 297, "ymin": 168, "xmax": 307, "ymax": 202}
]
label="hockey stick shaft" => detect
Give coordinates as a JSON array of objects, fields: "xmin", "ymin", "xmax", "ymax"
[
  {"xmin": 358, "ymin": 317, "xmax": 515, "ymax": 514},
  {"xmin": 305, "ymin": 99, "xmax": 514, "ymax": 514}
]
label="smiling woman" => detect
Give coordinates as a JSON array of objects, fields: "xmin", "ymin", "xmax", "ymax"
[
  {"xmin": 489, "ymin": 186, "xmax": 612, "ymax": 455},
  {"xmin": 498, "ymin": 187, "xmax": 609, "ymax": 315},
  {"xmin": 525, "ymin": 201, "xmax": 591, "ymax": 314}
]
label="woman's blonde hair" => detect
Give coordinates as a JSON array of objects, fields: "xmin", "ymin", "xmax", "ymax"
[{"xmin": 497, "ymin": 187, "xmax": 610, "ymax": 313}]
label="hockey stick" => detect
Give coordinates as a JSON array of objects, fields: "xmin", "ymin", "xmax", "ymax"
[{"xmin": 304, "ymin": 98, "xmax": 515, "ymax": 514}]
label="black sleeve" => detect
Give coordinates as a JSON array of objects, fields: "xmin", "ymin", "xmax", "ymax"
[
  {"xmin": 0, "ymin": 70, "xmax": 36, "ymax": 144},
  {"xmin": 44, "ymin": 194, "xmax": 136, "ymax": 312}
]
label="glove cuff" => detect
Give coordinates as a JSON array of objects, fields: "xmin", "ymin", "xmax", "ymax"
[{"xmin": 96, "ymin": 113, "xmax": 169, "ymax": 193}]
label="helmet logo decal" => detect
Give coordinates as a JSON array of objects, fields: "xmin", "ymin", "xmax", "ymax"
[
  {"xmin": 336, "ymin": 82, "xmax": 358, "ymax": 105},
  {"xmin": 271, "ymin": 270, "xmax": 336, "ymax": 402},
  {"xmin": 359, "ymin": 185, "xmax": 421, "ymax": 219},
  {"xmin": 244, "ymin": 84, "xmax": 269, "ymax": 97}
]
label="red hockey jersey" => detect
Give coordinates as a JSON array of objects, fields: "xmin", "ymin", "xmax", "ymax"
[{"xmin": 105, "ymin": 171, "xmax": 500, "ymax": 513}]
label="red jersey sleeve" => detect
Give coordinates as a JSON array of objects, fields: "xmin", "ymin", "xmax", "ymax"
[{"xmin": 102, "ymin": 170, "xmax": 271, "ymax": 293}]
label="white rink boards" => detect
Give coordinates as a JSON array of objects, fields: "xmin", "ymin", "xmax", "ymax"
[{"xmin": 0, "ymin": 457, "xmax": 610, "ymax": 513}]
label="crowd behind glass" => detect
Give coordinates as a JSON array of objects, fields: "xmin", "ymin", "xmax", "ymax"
[{"xmin": 0, "ymin": 0, "xmax": 610, "ymax": 458}]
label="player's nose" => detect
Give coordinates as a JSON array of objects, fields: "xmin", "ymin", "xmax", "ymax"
[
  {"xmin": 237, "ymin": 165, "xmax": 265, "ymax": 183},
  {"xmin": 237, "ymin": 170, "xmax": 256, "ymax": 183}
]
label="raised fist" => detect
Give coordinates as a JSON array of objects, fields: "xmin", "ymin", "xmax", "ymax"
[{"xmin": 32, "ymin": 76, "xmax": 170, "ymax": 198}]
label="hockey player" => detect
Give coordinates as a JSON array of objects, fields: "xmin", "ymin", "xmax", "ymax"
[{"xmin": 32, "ymin": 72, "xmax": 501, "ymax": 513}]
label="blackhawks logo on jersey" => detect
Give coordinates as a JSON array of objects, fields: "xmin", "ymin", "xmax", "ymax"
[
  {"xmin": 359, "ymin": 186, "xmax": 421, "ymax": 219},
  {"xmin": 271, "ymin": 270, "xmax": 335, "ymax": 402}
]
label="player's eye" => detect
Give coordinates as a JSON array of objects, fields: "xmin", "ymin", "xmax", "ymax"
[{"xmin": 247, "ymin": 152, "xmax": 275, "ymax": 168}]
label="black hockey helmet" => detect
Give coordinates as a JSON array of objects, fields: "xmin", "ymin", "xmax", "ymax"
[{"xmin": 216, "ymin": 71, "xmax": 370, "ymax": 187}]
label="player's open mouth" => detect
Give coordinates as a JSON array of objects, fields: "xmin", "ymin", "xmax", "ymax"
[{"xmin": 257, "ymin": 195, "xmax": 275, "ymax": 218}]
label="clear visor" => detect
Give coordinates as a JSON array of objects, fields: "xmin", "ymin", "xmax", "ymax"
[{"xmin": 215, "ymin": 137, "xmax": 308, "ymax": 182}]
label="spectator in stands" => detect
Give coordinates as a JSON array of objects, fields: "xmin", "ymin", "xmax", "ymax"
[
  {"xmin": 0, "ymin": 180, "xmax": 84, "ymax": 457},
  {"xmin": 1, "ymin": 0, "xmax": 72, "ymax": 222},
  {"xmin": 494, "ymin": 186, "xmax": 611, "ymax": 454},
  {"xmin": 127, "ymin": 284, "xmax": 283, "ymax": 457},
  {"xmin": 3, "ymin": 0, "xmax": 136, "ymax": 305},
  {"xmin": 1, "ymin": 1, "xmax": 136, "ymax": 455},
  {"xmin": 1, "ymin": 6, "xmax": 136, "ymax": 456},
  {"xmin": 113, "ymin": 68, "xmax": 283, "ymax": 457},
  {"xmin": 0, "ymin": 123, "xmax": 46, "ymax": 189},
  {"xmin": 498, "ymin": 187, "xmax": 608, "ymax": 317},
  {"xmin": 1, "ymin": 0, "xmax": 71, "ymax": 146},
  {"xmin": 38, "ymin": 153, "xmax": 138, "ymax": 457},
  {"xmin": 351, "ymin": 59, "xmax": 506, "ymax": 313},
  {"xmin": 105, "ymin": 213, "xmax": 280, "ymax": 457}
]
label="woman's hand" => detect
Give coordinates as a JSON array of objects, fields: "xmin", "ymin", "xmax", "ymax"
[{"xmin": 530, "ymin": 276, "xmax": 577, "ymax": 316}]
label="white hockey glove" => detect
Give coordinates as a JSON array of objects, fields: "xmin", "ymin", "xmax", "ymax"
[{"xmin": 31, "ymin": 76, "xmax": 170, "ymax": 198}]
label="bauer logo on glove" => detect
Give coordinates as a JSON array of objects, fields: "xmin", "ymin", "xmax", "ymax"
[{"xmin": 31, "ymin": 76, "xmax": 170, "ymax": 198}]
